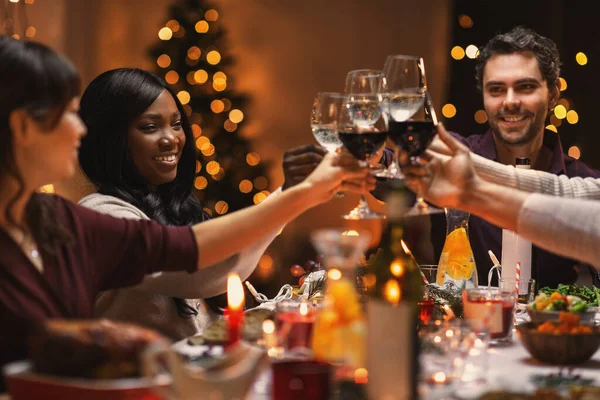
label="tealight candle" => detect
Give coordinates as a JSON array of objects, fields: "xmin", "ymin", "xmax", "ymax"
[{"xmin": 226, "ymin": 273, "xmax": 245, "ymax": 346}]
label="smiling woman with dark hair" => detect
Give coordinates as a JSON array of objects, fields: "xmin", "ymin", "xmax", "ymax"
[
  {"xmin": 77, "ymin": 68, "xmax": 274, "ymax": 339},
  {"xmin": 75, "ymin": 68, "xmax": 342, "ymax": 339}
]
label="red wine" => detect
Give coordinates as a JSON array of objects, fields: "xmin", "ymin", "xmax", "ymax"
[
  {"xmin": 388, "ymin": 120, "xmax": 436, "ymax": 157},
  {"xmin": 338, "ymin": 131, "xmax": 388, "ymax": 161}
]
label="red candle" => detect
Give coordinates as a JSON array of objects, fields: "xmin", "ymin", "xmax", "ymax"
[{"xmin": 226, "ymin": 273, "xmax": 245, "ymax": 346}]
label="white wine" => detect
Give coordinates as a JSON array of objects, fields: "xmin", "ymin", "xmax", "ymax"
[
  {"xmin": 348, "ymin": 100, "xmax": 383, "ymax": 129},
  {"xmin": 311, "ymin": 124, "xmax": 342, "ymax": 153},
  {"xmin": 387, "ymin": 92, "xmax": 425, "ymax": 122}
]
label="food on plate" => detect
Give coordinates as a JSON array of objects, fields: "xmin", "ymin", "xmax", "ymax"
[
  {"xmin": 528, "ymin": 291, "xmax": 590, "ymax": 313},
  {"xmin": 536, "ymin": 312, "xmax": 593, "ymax": 334},
  {"xmin": 28, "ymin": 319, "xmax": 166, "ymax": 380}
]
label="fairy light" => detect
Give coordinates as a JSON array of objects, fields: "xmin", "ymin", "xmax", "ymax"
[
  {"xmin": 559, "ymin": 77, "xmax": 567, "ymax": 91},
  {"xmin": 554, "ymin": 105, "xmax": 567, "ymax": 119},
  {"xmin": 205, "ymin": 9, "xmax": 219, "ymax": 21},
  {"xmin": 239, "ymin": 180, "xmax": 253, "ymax": 193},
  {"xmin": 253, "ymin": 176, "xmax": 268, "ymax": 190},
  {"xmin": 465, "ymin": 45, "xmax": 479, "ymax": 59},
  {"xmin": 158, "ymin": 27, "xmax": 173, "ymax": 40},
  {"xmin": 211, "ymin": 99, "xmax": 225, "ymax": 113},
  {"xmin": 229, "ymin": 109, "xmax": 244, "ymax": 123},
  {"xmin": 165, "ymin": 70, "xmax": 179, "ymax": 84},
  {"xmin": 215, "ymin": 200, "xmax": 229, "ymax": 214},
  {"xmin": 474, "ymin": 110, "xmax": 488, "ymax": 124},
  {"xmin": 157, "ymin": 54, "xmax": 171, "ymax": 68},
  {"xmin": 442, "ymin": 104, "xmax": 457, "ymax": 118},
  {"xmin": 568, "ymin": 146, "xmax": 581, "ymax": 159},
  {"xmin": 458, "ymin": 14, "xmax": 473, "ymax": 28},
  {"xmin": 224, "ymin": 120, "xmax": 237, "ymax": 132},
  {"xmin": 545, "ymin": 124, "xmax": 558, "ymax": 133},
  {"xmin": 207, "ymin": 50, "xmax": 221, "ymax": 65},
  {"xmin": 194, "ymin": 176, "xmax": 208, "ymax": 190},
  {"xmin": 176, "ymin": 90, "xmax": 190, "ymax": 105},
  {"xmin": 566, "ymin": 110, "xmax": 579, "ymax": 124},
  {"xmin": 576, "ymin": 52, "xmax": 588, "ymax": 66},
  {"xmin": 195, "ymin": 20, "xmax": 209, "ymax": 33},
  {"xmin": 246, "ymin": 152, "xmax": 260, "ymax": 166},
  {"xmin": 451, "ymin": 46, "xmax": 465, "ymax": 60},
  {"xmin": 194, "ymin": 69, "xmax": 208, "ymax": 84}
]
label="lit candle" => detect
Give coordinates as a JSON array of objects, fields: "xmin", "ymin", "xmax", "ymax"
[{"xmin": 226, "ymin": 273, "xmax": 245, "ymax": 346}]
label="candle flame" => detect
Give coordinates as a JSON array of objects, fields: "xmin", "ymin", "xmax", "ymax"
[
  {"xmin": 227, "ymin": 273, "xmax": 245, "ymax": 309},
  {"xmin": 262, "ymin": 319, "xmax": 275, "ymax": 334},
  {"xmin": 354, "ymin": 368, "xmax": 368, "ymax": 384},
  {"xmin": 433, "ymin": 372, "xmax": 447, "ymax": 383},
  {"xmin": 299, "ymin": 302, "xmax": 309, "ymax": 316},
  {"xmin": 401, "ymin": 240, "xmax": 411, "ymax": 254}
]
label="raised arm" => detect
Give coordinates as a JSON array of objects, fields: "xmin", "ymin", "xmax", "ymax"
[
  {"xmin": 405, "ymin": 125, "xmax": 600, "ymax": 268},
  {"xmin": 428, "ymin": 124, "xmax": 600, "ymax": 199},
  {"xmin": 192, "ymin": 151, "xmax": 373, "ymax": 269}
]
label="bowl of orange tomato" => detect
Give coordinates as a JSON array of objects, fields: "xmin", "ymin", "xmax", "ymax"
[{"xmin": 516, "ymin": 312, "xmax": 600, "ymax": 365}]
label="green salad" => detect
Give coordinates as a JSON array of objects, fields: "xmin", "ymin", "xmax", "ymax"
[{"xmin": 528, "ymin": 284, "xmax": 600, "ymax": 312}]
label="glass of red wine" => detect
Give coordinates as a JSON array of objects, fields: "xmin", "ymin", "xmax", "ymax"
[
  {"xmin": 387, "ymin": 57, "xmax": 443, "ymax": 216},
  {"xmin": 382, "ymin": 55, "xmax": 426, "ymax": 179},
  {"xmin": 340, "ymin": 69, "xmax": 388, "ymax": 220},
  {"xmin": 338, "ymin": 93, "xmax": 388, "ymax": 220}
]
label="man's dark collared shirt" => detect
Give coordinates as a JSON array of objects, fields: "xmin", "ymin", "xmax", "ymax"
[{"xmin": 429, "ymin": 129, "xmax": 600, "ymax": 288}]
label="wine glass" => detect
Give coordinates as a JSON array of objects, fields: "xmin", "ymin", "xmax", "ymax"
[
  {"xmin": 311, "ymin": 92, "xmax": 345, "ymax": 153},
  {"xmin": 382, "ymin": 55, "xmax": 426, "ymax": 179},
  {"xmin": 385, "ymin": 57, "xmax": 443, "ymax": 216},
  {"xmin": 311, "ymin": 92, "xmax": 346, "ymax": 198},
  {"xmin": 340, "ymin": 69, "xmax": 387, "ymax": 220},
  {"xmin": 338, "ymin": 92, "xmax": 387, "ymax": 220}
]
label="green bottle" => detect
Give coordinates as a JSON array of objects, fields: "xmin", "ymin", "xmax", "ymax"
[{"xmin": 366, "ymin": 180, "xmax": 422, "ymax": 400}]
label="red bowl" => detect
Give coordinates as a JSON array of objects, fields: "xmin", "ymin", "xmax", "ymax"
[{"xmin": 3, "ymin": 360, "xmax": 170, "ymax": 400}]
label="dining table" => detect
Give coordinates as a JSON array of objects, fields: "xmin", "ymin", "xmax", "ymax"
[{"xmin": 172, "ymin": 326, "xmax": 600, "ymax": 399}]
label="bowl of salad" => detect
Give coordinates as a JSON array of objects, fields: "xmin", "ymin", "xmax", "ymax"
[{"xmin": 527, "ymin": 284, "xmax": 599, "ymax": 323}]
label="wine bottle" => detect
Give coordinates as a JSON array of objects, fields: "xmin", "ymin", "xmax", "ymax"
[{"xmin": 366, "ymin": 180, "xmax": 422, "ymax": 400}]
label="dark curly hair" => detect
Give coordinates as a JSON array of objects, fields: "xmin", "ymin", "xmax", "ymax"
[{"xmin": 475, "ymin": 26, "xmax": 561, "ymax": 92}]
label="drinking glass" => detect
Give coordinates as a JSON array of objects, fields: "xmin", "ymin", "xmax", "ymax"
[
  {"xmin": 310, "ymin": 92, "xmax": 344, "ymax": 153},
  {"xmin": 463, "ymin": 288, "xmax": 516, "ymax": 346},
  {"xmin": 384, "ymin": 56, "xmax": 443, "ymax": 216},
  {"xmin": 311, "ymin": 92, "xmax": 345, "ymax": 198},
  {"xmin": 382, "ymin": 55, "xmax": 425, "ymax": 179}
]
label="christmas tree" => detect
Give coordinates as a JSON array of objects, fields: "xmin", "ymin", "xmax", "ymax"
[{"xmin": 149, "ymin": 0, "xmax": 271, "ymax": 217}]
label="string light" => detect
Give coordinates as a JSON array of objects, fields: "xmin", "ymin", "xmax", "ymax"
[
  {"xmin": 575, "ymin": 52, "xmax": 588, "ymax": 66},
  {"xmin": 554, "ymin": 105, "xmax": 567, "ymax": 119},
  {"xmin": 246, "ymin": 152, "xmax": 261, "ymax": 166},
  {"xmin": 211, "ymin": 99, "xmax": 225, "ymax": 113},
  {"xmin": 194, "ymin": 69, "xmax": 209, "ymax": 83},
  {"xmin": 165, "ymin": 70, "xmax": 179, "ymax": 84},
  {"xmin": 194, "ymin": 176, "xmax": 208, "ymax": 190},
  {"xmin": 442, "ymin": 104, "xmax": 457, "ymax": 118},
  {"xmin": 157, "ymin": 54, "xmax": 171, "ymax": 68},
  {"xmin": 195, "ymin": 20, "xmax": 209, "ymax": 33},
  {"xmin": 465, "ymin": 45, "xmax": 479, "ymax": 59},
  {"xmin": 239, "ymin": 180, "xmax": 253, "ymax": 193},
  {"xmin": 458, "ymin": 14, "xmax": 473, "ymax": 28},
  {"xmin": 474, "ymin": 110, "xmax": 488, "ymax": 124},
  {"xmin": 224, "ymin": 120, "xmax": 237, "ymax": 132},
  {"xmin": 566, "ymin": 110, "xmax": 579, "ymax": 124},
  {"xmin": 215, "ymin": 200, "xmax": 229, "ymax": 214},
  {"xmin": 205, "ymin": 9, "xmax": 219, "ymax": 21},
  {"xmin": 451, "ymin": 46, "xmax": 465, "ymax": 60},
  {"xmin": 187, "ymin": 46, "xmax": 201, "ymax": 60},
  {"xmin": 24, "ymin": 26, "xmax": 35, "ymax": 38},
  {"xmin": 158, "ymin": 27, "xmax": 173, "ymax": 40},
  {"xmin": 558, "ymin": 77, "xmax": 567, "ymax": 91},
  {"xmin": 176, "ymin": 90, "xmax": 190, "ymax": 105},
  {"xmin": 568, "ymin": 146, "xmax": 581, "ymax": 159},
  {"xmin": 253, "ymin": 192, "xmax": 268, "ymax": 204},
  {"xmin": 206, "ymin": 50, "xmax": 221, "ymax": 65},
  {"xmin": 545, "ymin": 124, "xmax": 558, "ymax": 133},
  {"xmin": 229, "ymin": 109, "xmax": 244, "ymax": 123}
]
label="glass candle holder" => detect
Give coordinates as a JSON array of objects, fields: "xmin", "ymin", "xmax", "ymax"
[{"xmin": 275, "ymin": 300, "xmax": 317, "ymax": 355}]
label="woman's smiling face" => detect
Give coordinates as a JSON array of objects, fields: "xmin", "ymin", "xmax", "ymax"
[{"xmin": 127, "ymin": 89, "xmax": 186, "ymax": 187}]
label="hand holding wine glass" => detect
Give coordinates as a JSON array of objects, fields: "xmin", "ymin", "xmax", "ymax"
[{"xmin": 339, "ymin": 69, "xmax": 388, "ymax": 220}]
